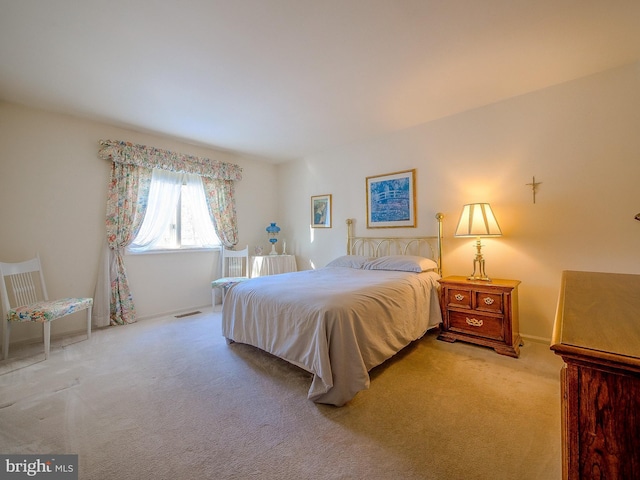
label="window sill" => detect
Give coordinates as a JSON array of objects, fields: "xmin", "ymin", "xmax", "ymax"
[{"xmin": 125, "ymin": 247, "xmax": 220, "ymax": 256}]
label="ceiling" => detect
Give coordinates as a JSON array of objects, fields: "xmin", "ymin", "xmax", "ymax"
[{"xmin": 2, "ymin": 1, "xmax": 640, "ymax": 163}]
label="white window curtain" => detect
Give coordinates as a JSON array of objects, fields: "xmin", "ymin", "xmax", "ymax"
[
  {"xmin": 128, "ymin": 169, "xmax": 219, "ymax": 253},
  {"xmin": 128, "ymin": 169, "xmax": 183, "ymax": 252},
  {"xmin": 183, "ymin": 173, "xmax": 219, "ymax": 247}
]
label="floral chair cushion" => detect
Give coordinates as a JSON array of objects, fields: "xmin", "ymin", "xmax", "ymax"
[{"xmin": 8, "ymin": 297, "xmax": 93, "ymax": 323}]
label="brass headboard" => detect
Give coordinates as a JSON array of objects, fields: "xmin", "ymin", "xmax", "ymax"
[{"xmin": 346, "ymin": 213, "xmax": 444, "ymax": 275}]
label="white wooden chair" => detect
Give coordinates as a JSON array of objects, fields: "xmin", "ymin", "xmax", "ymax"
[
  {"xmin": 0, "ymin": 254, "xmax": 93, "ymax": 360},
  {"xmin": 211, "ymin": 245, "xmax": 250, "ymax": 306}
]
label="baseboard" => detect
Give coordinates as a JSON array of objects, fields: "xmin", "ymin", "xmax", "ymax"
[{"xmin": 521, "ymin": 333, "xmax": 552, "ymax": 345}]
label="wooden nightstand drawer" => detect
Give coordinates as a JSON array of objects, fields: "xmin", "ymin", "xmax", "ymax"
[
  {"xmin": 447, "ymin": 288, "xmax": 472, "ymax": 308},
  {"xmin": 449, "ymin": 311, "xmax": 504, "ymax": 341},
  {"xmin": 474, "ymin": 291, "xmax": 503, "ymax": 314},
  {"xmin": 438, "ymin": 276, "xmax": 522, "ymax": 357}
]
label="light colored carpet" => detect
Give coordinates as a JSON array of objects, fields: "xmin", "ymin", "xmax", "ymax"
[{"xmin": 0, "ymin": 308, "xmax": 564, "ymax": 479}]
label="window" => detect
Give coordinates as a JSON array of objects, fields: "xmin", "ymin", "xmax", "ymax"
[{"xmin": 128, "ymin": 169, "xmax": 220, "ymax": 253}]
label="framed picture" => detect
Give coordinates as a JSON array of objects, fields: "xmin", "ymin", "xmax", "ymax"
[
  {"xmin": 366, "ymin": 169, "xmax": 416, "ymax": 228},
  {"xmin": 311, "ymin": 194, "xmax": 332, "ymax": 228}
]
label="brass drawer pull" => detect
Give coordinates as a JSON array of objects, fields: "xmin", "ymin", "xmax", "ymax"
[
  {"xmin": 466, "ymin": 317, "xmax": 484, "ymax": 327},
  {"xmin": 454, "ymin": 294, "xmax": 465, "ymax": 301},
  {"xmin": 483, "ymin": 297, "xmax": 494, "ymax": 305}
]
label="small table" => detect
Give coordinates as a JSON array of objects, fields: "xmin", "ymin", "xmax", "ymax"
[{"xmin": 251, "ymin": 255, "xmax": 297, "ymax": 278}]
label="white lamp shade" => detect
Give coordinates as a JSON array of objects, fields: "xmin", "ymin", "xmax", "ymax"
[{"xmin": 455, "ymin": 203, "xmax": 502, "ymax": 237}]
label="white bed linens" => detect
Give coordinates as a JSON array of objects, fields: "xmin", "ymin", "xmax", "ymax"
[{"xmin": 222, "ymin": 266, "xmax": 442, "ymax": 406}]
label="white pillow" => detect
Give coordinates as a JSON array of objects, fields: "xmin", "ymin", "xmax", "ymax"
[
  {"xmin": 325, "ymin": 255, "xmax": 372, "ymax": 269},
  {"xmin": 364, "ymin": 255, "xmax": 438, "ymax": 273}
]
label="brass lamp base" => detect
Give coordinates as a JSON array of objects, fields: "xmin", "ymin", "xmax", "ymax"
[{"xmin": 468, "ymin": 238, "xmax": 492, "ymax": 282}]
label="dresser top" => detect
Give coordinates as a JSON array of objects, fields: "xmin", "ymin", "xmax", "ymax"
[{"xmin": 551, "ymin": 270, "xmax": 640, "ymax": 364}]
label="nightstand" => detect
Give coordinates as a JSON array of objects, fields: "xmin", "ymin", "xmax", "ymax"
[{"xmin": 438, "ymin": 276, "xmax": 522, "ymax": 357}]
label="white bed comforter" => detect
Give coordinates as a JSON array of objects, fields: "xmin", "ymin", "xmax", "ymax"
[{"xmin": 222, "ymin": 267, "xmax": 442, "ymax": 406}]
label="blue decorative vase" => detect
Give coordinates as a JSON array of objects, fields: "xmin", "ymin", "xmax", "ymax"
[{"xmin": 266, "ymin": 222, "xmax": 281, "ymax": 255}]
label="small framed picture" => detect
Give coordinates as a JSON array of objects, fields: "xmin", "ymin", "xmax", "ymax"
[
  {"xmin": 366, "ymin": 169, "xmax": 416, "ymax": 228},
  {"xmin": 311, "ymin": 194, "xmax": 332, "ymax": 228}
]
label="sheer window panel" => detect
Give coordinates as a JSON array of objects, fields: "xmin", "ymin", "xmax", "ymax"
[{"xmin": 129, "ymin": 170, "xmax": 220, "ymax": 253}]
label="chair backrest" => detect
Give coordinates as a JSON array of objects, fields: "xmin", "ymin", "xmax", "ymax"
[
  {"xmin": 0, "ymin": 255, "xmax": 49, "ymax": 316},
  {"xmin": 221, "ymin": 246, "xmax": 249, "ymax": 278}
]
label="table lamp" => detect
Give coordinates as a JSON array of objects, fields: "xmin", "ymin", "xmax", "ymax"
[
  {"xmin": 266, "ymin": 222, "xmax": 280, "ymax": 255},
  {"xmin": 454, "ymin": 203, "xmax": 502, "ymax": 281}
]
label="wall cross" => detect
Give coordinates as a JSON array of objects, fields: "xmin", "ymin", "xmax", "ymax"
[{"xmin": 526, "ymin": 176, "xmax": 542, "ymax": 204}]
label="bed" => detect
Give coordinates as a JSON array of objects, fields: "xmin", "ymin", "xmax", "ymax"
[{"xmin": 222, "ymin": 214, "xmax": 444, "ymax": 406}]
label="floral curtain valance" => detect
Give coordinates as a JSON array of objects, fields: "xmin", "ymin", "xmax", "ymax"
[{"xmin": 98, "ymin": 140, "xmax": 243, "ymax": 181}]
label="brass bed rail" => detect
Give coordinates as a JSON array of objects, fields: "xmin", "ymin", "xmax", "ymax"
[{"xmin": 346, "ymin": 213, "xmax": 444, "ymax": 275}]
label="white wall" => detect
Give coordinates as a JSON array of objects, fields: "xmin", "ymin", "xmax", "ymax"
[
  {"xmin": 0, "ymin": 102, "xmax": 277, "ymax": 345},
  {"xmin": 279, "ymin": 62, "xmax": 640, "ymax": 341}
]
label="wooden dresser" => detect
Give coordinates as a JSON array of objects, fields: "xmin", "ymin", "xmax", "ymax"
[{"xmin": 551, "ymin": 270, "xmax": 640, "ymax": 480}]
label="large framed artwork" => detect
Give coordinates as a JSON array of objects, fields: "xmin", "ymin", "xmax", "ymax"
[
  {"xmin": 311, "ymin": 194, "xmax": 332, "ymax": 228},
  {"xmin": 366, "ymin": 169, "xmax": 416, "ymax": 228}
]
